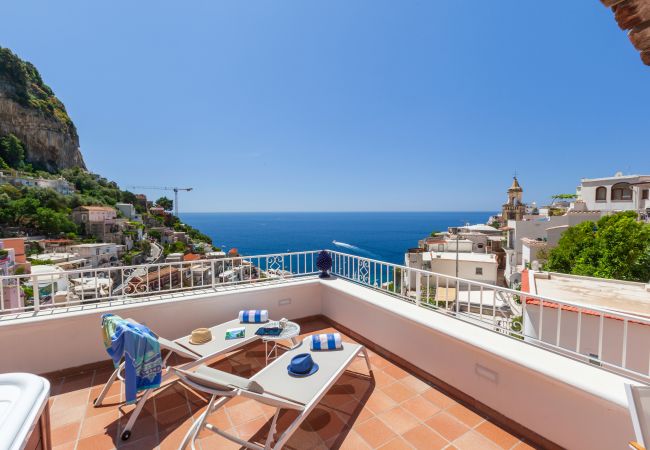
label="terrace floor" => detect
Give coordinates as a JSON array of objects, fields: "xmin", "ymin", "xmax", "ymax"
[{"xmin": 45, "ymin": 318, "xmax": 538, "ymax": 450}]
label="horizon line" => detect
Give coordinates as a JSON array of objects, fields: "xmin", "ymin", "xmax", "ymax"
[{"xmin": 178, "ymin": 210, "xmax": 499, "ymax": 214}]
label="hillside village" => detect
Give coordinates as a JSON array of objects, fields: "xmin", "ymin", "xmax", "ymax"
[
  {"xmin": 403, "ymin": 174, "xmax": 650, "ymax": 369},
  {"xmin": 406, "ymin": 173, "xmax": 650, "ymax": 288}
]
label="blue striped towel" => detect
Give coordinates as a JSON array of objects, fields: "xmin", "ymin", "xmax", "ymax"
[
  {"xmin": 311, "ymin": 333, "xmax": 343, "ymax": 351},
  {"xmin": 239, "ymin": 310, "xmax": 269, "ymax": 323}
]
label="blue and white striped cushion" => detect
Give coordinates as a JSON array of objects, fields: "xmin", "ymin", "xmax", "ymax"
[
  {"xmin": 310, "ymin": 333, "xmax": 342, "ymax": 351},
  {"xmin": 238, "ymin": 310, "xmax": 268, "ymax": 323}
]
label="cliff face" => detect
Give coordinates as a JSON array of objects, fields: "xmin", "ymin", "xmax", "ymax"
[{"xmin": 0, "ymin": 47, "xmax": 85, "ymax": 172}]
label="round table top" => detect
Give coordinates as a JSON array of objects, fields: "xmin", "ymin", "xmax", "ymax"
[{"xmin": 262, "ymin": 321, "xmax": 300, "ymax": 341}]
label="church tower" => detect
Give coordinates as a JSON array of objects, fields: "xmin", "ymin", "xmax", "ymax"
[{"xmin": 502, "ymin": 177, "xmax": 526, "ymax": 222}]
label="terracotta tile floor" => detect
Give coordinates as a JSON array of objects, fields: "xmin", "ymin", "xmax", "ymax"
[{"xmin": 46, "ymin": 319, "xmax": 539, "ymax": 450}]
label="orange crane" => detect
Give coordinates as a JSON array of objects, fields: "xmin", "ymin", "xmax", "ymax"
[{"xmin": 126, "ymin": 186, "xmax": 193, "ymax": 216}]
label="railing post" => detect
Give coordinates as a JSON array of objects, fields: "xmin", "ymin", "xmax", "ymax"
[
  {"xmin": 415, "ymin": 272, "xmax": 421, "ymax": 306},
  {"xmin": 521, "ymin": 290, "xmax": 527, "ymax": 338},
  {"xmin": 31, "ymin": 274, "xmax": 40, "ymax": 312}
]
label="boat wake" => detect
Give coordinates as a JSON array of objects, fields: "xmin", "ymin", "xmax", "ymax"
[{"xmin": 332, "ymin": 240, "xmax": 378, "ymax": 258}]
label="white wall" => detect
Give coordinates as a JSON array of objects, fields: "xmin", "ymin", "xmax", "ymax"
[
  {"xmin": 0, "ymin": 277, "xmax": 642, "ymax": 450},
  {"xmin": 0, "ymin": 279, "xmax": 322, "ymax": 374},
  {"xmin": 405, "ymin": 253, "xmax": 497, "ymax": 286},
  {"xmin": 320, "ymin": 279, "xmax": 638, "ymax": 450},
  {"xmin": 509, "ymin": 213, "xmax": 600, "ymax": 264},
  {"xmin": 580, "ymin": 182, "xmax": 633, "ymax": 212},
  {"xmin": 521, "ymin": 244, "xmax": 545, "ymax": 267},
  {"xmin": 428, "ymin": 258, "xmax": 498, "ymax": 284}
]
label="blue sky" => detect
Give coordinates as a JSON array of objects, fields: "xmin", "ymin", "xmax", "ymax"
[{"xmin": 3, "ymin": 1, "xmax": 649, "ymax": 212}]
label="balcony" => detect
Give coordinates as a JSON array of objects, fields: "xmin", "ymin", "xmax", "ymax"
[{"xmin": 0, "ymin": 251, "xmax": 645, "ymax": 449}]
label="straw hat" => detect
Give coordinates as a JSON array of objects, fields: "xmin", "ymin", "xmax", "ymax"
[{"xmin": 189, "ymin": 328, "xmax": 212, "ymax": 345}]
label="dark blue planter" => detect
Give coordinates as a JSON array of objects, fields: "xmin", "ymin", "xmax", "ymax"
[{"xmin": 316, "ymin": 250, "xmax": 332, "ymax": 279}]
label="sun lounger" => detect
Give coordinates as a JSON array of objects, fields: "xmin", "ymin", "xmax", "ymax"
[
  {"xmin": 173, "ymin": 336, "xmax": 372, "ymax": 450},
  {"xmin": 94, "ymin": 318, "xmax": 274, "ymax": 441},
  {"xmin": 626, "ymin": 383, "xmax": 650, "ymax": 450}
]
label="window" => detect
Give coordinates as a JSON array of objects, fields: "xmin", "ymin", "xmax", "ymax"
[
  {"xmin": 595, "ymin": 186, "xmax": 606, "ymax": 201},
  {"xmin": 475, "ymin": 267, "xmax": 483, "ymax": 275},
  {"xmin": 611, "ymin": 182, "xmax": 632, "ymax": 201},
  {"xmin": 643, "ymin": 189, "xmax": 649, "ymax": 200}
]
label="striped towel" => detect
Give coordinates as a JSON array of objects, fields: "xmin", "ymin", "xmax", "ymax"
[
  {"xmin": 239, "ymin": 309, "xmax": 269, "ymax": 323},
  {"xmin": 311, "ymin": 333, "xmax": 343, "ymax": 351}
]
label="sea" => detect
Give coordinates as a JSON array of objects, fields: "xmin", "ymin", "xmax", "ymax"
[{"xmin": 180, "ymin": 212, "xmax": 496, "ymax": 265}]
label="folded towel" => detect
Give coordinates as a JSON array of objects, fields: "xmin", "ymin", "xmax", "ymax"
[
  {"xmin": 239, "ymin": 309, "xmax": 269, "ymax": 323},
  {"xmin": 255, "ymin": 326, "xmax": 282, "ymax": 337},
  {"xmin": 311, "ymin": 333, "xmax": 342, "ymax": 351}
]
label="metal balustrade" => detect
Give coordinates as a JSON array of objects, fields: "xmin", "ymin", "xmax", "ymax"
[
  {"xmin": 0, "ymin": 251, "xmax": 320, "ymax": 315},
  {"xmin": 328, "ymin": 250, "xmax": 650, "ymax": 383},
  {"xmin": 1, "ymin": 249, "xmax": 648, "ymax": 383}
]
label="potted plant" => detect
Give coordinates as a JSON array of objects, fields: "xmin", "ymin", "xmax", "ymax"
[{"xmin": 316, "ymin": 250, "xmax": 332, "ymax": 279}]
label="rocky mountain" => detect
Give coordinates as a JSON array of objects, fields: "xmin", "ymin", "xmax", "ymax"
[{"xmin": 0, "ymin": 47, "xmax": 85, "ymax": 172}]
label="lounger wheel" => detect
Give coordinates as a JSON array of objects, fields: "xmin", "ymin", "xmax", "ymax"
[{"xmin": 121, "ymin": 430, "xmax": 131, "ymax": 441}]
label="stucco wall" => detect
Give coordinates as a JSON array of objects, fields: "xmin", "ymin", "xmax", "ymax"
[
  {"xmin": 321, "ymin": 279, "xmax": 637, "ymax": 450},
  {"xmin": 0, "ymin": 279, "xmax": 322, "ymax": 374},
  {"xmin": 0, "ymin": 276, "xmax": 640, "ymax": 450}
]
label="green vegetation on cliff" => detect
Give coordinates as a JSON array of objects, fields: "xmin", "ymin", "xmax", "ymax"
[
  {"xmin": 0, "ymin": 49, "xmax": 212, "ymax": 247},
  {"xmin": 0, "ymin": 47, "xmax": 72, "ymax": 127},
  {"xmin": 0, "ymin": 136, "xmax": 212, "ymax": 245}
]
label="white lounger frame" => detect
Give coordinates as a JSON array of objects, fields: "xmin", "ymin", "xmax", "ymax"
[
  {"xmin": 625, "ymin": 383, "xmax": 650, "ymax": 449},
  {"xmin": 176, "ymin": 344, "xmax": 372, "ymax": 450},
  {"xmin": 93, "ymin": 322, "xmax": 262, "ymax": 441}
]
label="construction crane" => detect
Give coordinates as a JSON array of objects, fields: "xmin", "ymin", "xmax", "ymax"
[{"xmin": 125, "ymin": 186, "xmax": 193, "ymax": 217}]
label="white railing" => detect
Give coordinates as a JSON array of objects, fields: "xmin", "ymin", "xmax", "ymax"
[
  {"xmin": 0, "ymin": 250, "xmax": 321, "ymax": 316},
  {"xmin": 2, "ymin": 249, "xmax": 648, "ymax": 383},
  {"xmin": 328, "ymin": 250, "xmax": 650, "ymax": 383}
]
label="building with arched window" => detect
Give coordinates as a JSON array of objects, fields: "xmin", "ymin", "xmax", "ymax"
[{"xmin": 576, "ymin": 172, "xmax": 650, "ymax": 215}]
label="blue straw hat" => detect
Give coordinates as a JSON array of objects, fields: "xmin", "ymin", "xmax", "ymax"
[{"xmin": 287, "ymin": 353, "xmax": 319, "ymax": 377}]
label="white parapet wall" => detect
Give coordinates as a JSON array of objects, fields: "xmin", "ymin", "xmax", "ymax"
[
  {"xmin": 0, "ymin": 276, "xmax": 641, "ymax": 449},
  {"xmin": 0, "ymin": 278, "xmax": 322, "ymax": 375},
  {"xmin": 320, "ymin": 278, "xmax": 638, "ymax": 450}
]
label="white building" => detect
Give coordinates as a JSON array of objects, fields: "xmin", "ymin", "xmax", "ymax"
[
  {"xmin": 165, "ymin": 253, "xmax": 184, "ymax": 263},
  {"xmin": 521, "ymin": 238, "xmax": 548, "ymax": 268},
  {"xmin": 522, "ymin": 270, "xmax": 650, "ymax": 378},
  {"xmin": 29, "ymin": 265, "xmax": 69, "ymax": 301},
  {"xmin": 205, "ymin": 251, "xmax": 226, "ymax": 259},
  {"xmin": 69, "ymin": 243, "xmax": 123, "ymax": 268},
  {"xmin": 405, "ymin": 249, "xmax": 498, "ymax": 285},
  {"xmin": 418, "ymin": 237, "xmax": 473, "ymax": 253},
  {"xmin": 0, "ymin": 170, "xmax": 75, "ymax": 195},
  {"xmin": 29, "ymin": 253, "xmax": 89, "ymax": 270},
  {"xmin": 115, "ymin": 203, "xmax": 142, "ymax": 222},
  {"xmin": 577, "ymin": 172, "xmax": 650, "ymax": 214},
  {"xmin": 503, "ymin": 212, "xmax": 601, "ymax": 281}
]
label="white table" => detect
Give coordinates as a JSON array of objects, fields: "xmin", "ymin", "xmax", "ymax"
[{"xmin": 262, "ymin": 321, "xmax": 301, "ymax": 364}]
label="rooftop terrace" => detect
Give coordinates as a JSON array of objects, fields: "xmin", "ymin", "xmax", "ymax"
[
  {"xmin": 1, "ymin": 250, "xmax": 646, "ymax": 449},
  {"xmin": 44, "ymin": 317, "xmax": 533, "ymax": 450}
]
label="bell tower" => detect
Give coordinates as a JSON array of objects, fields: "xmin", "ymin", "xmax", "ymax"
[{"xmin": 502, "ymin": 176, "xmax": 525, "ymax": 221}]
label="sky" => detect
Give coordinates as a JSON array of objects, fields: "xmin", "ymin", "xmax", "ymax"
[{"xmin": 3, "ymin": 1, "xmax": 650, "ymax": 212}]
